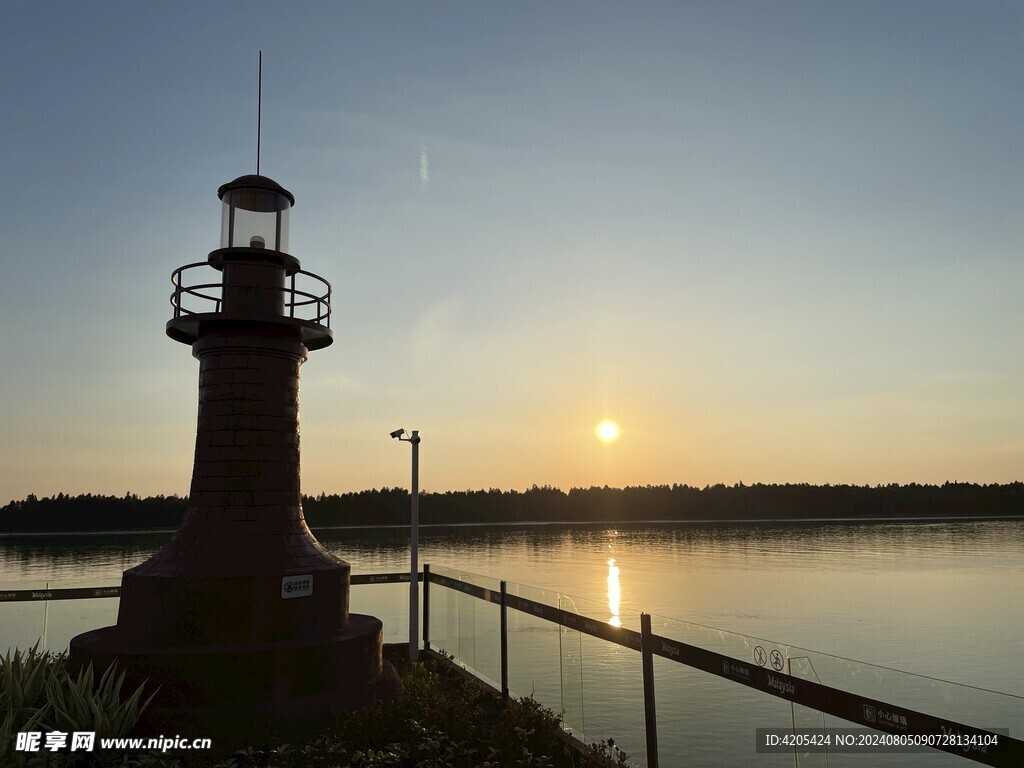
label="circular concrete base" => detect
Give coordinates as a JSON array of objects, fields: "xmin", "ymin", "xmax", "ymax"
[{"xmin": 69, "ymin": 614, "xmax": 399, "ymax": 739}]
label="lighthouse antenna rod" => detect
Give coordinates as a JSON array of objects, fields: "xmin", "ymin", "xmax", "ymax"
[{"xmin": 257, "ymin": 50, "xmax": 263, "ymax": 175}]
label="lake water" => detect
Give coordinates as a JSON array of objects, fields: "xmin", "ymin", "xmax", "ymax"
[{"xmin": 1, "ymin": 519, "xmax": 1021, "ymax": 766}]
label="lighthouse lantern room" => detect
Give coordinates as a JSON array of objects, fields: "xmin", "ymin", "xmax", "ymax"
[{"xmin": 219, "ymin": 173, "xmax": 293, "ymax": 252}]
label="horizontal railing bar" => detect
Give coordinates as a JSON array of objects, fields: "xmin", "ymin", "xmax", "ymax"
[
  {"xmin": 0, "ymin": 573, "xmax": 423, "ymax": 601},
  {"xmin": 0, "ymin": 587, "xmax": 121, "ymax": 602},
  {"xmin": 170, "ymin": 262, "xmax": 210, "ymax": 283},
  {"xmin": 427, "ymin": 571, "xmax": 491, "ymax": 601},
  {"xmin": 168, "ymin": 285, "xmax": 331, "ymax": 313},
  {"xmin": 172, "ymin": 284, "xmax": 331, "ymax": 303},
  {"xmin": 174, "ymin": 285, "xmax": 224, "ymax": 300},
  {"xmin": 647, "ymin": 632, "xmax": 1021, "ymax": 766},
  {"xmin": 170, "ymin": 263, "xmax": 331, "ymax": 287},
  {"xmin": 350, "ymin": 572, "xmax": 424, "ymax": 585},
  {"xmin": 287, "ymin": 296, "xmax": 322, "ymax": 307},
  {"xmin": 505, "ymin": 591, "xmax": 642, "ymax": 650},
  {"xmin": 427, "ymin": 571, "xmax": 643, "ymax": 651}
]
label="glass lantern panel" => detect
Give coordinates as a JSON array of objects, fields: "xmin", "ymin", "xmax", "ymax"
[
  {"xmin": 231, "ymin": 208, "xmax": 279, "ymax": 250},
  {"xmin": 277, "ymin": 207, "xmax": 290, "ymax": 253},
  {"xmin": 220, "ymin": 200, "xmax": 231, "ymax": 247},
  {"xmin": 219, "ymin": 188, "xmax": 291, "ymax": 252}
]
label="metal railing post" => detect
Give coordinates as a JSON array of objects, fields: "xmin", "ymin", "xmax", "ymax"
[
  {"xmin": 41, "ymin": 581, "xmax": 50, "ymax": 652},
  {"xmin": 423, "ymin": 564, "xmax": 431, "ymax": 652},
  {"xmin": 640, "ymin": 612, "xmax": 660, "ymax": 768},
  {"xmin": 500, "ymin": 579, "xmax": 509, "ymax": 698},
  {"xmin": 172, "ymin": 269, "xmax": 181, "ymax": 318},
  {"xmin": 408, "ymin": 434, "xmax": 420, "ymax": 662}
]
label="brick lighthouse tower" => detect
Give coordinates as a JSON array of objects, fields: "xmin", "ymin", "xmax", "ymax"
[{"xmin": 70, "ymin": 173, "xmax": 396, "ymax": 735}]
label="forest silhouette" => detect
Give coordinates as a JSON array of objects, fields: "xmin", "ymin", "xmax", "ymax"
[{"xmin": 1, "ymin": 482, "xmax": 1021, "ymax": 533}]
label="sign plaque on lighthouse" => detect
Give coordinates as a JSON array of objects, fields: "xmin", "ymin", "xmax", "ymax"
[{"xmin": 70, "ymin": 172, "xmax": 398, "ymax": 735}]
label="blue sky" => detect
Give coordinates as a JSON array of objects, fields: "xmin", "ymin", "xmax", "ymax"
[{"xmin": 1, "ymin": 1, "xmax": 1021, "ymax": 500}]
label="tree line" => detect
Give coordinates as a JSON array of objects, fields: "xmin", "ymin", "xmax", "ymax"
[{"xmin": 0, "ymin": 482, "xmax": 1021, "ymax": 533}]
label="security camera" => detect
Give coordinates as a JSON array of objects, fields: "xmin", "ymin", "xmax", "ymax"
[{"xmin": 390, "ymin": 428, "xmax": 406, "ymax": 439}]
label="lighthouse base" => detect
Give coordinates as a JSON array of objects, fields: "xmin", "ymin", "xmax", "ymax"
[{"xmin": 69, "ymin": 614, "xmax": 402, "ymax": 740}]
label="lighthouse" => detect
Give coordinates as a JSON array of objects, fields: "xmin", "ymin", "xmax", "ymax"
[{"xmin": 70, "ymin": 173, "xmax": 397, "ymax": 736}]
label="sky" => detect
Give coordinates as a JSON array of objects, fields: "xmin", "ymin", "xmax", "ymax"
[{"xmin": 0, "ymin": 1, "xmax": 1021, "ymax": 501}]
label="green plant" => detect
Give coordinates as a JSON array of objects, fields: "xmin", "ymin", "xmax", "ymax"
[
  {"xmin": 42, "ymin": 660, "xmax": 159, "ymax": 741},
  {"xmin": 0, "ymin": 643, "xmax": 61, "ymax": 712},
  {"xmin": 0, "ymin": 643, "xmax": 62, "ymax": 767}
]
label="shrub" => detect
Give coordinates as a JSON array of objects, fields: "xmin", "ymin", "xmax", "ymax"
[{"xmin": 3, "ymin": 649, "xmax": 630, "ymax": 768}]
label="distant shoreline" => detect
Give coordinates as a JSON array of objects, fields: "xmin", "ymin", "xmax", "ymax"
[
  {"xmin": 5, "ymin": 484, "xmax": 1022, "ymax": 535},
  {"xmin": 2, "ymin": 513, "xmax": 1022, "ymax": 538}
]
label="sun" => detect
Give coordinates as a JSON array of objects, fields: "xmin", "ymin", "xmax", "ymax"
[{"xmin": 596, "ymin": 419, "xmax": 620, "ymax": 443}]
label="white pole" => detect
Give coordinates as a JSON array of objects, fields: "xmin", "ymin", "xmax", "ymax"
[
  {"xmin": 409, "ymin": 430, "xmax": 420, "ymax": 662},
  {"xmin": 42, "ymin": 581, "xmax": 50, "ymax": 652}
]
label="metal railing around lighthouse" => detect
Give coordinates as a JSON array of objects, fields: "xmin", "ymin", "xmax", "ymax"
[{"xmin": 170, "ymin": 261, "xmax": 332, "ymax": 328}]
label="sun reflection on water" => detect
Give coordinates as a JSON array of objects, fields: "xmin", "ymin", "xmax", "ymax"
[{"xmin": 607, "ymin": 557, "xmax": 621, "ymax": 627}]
